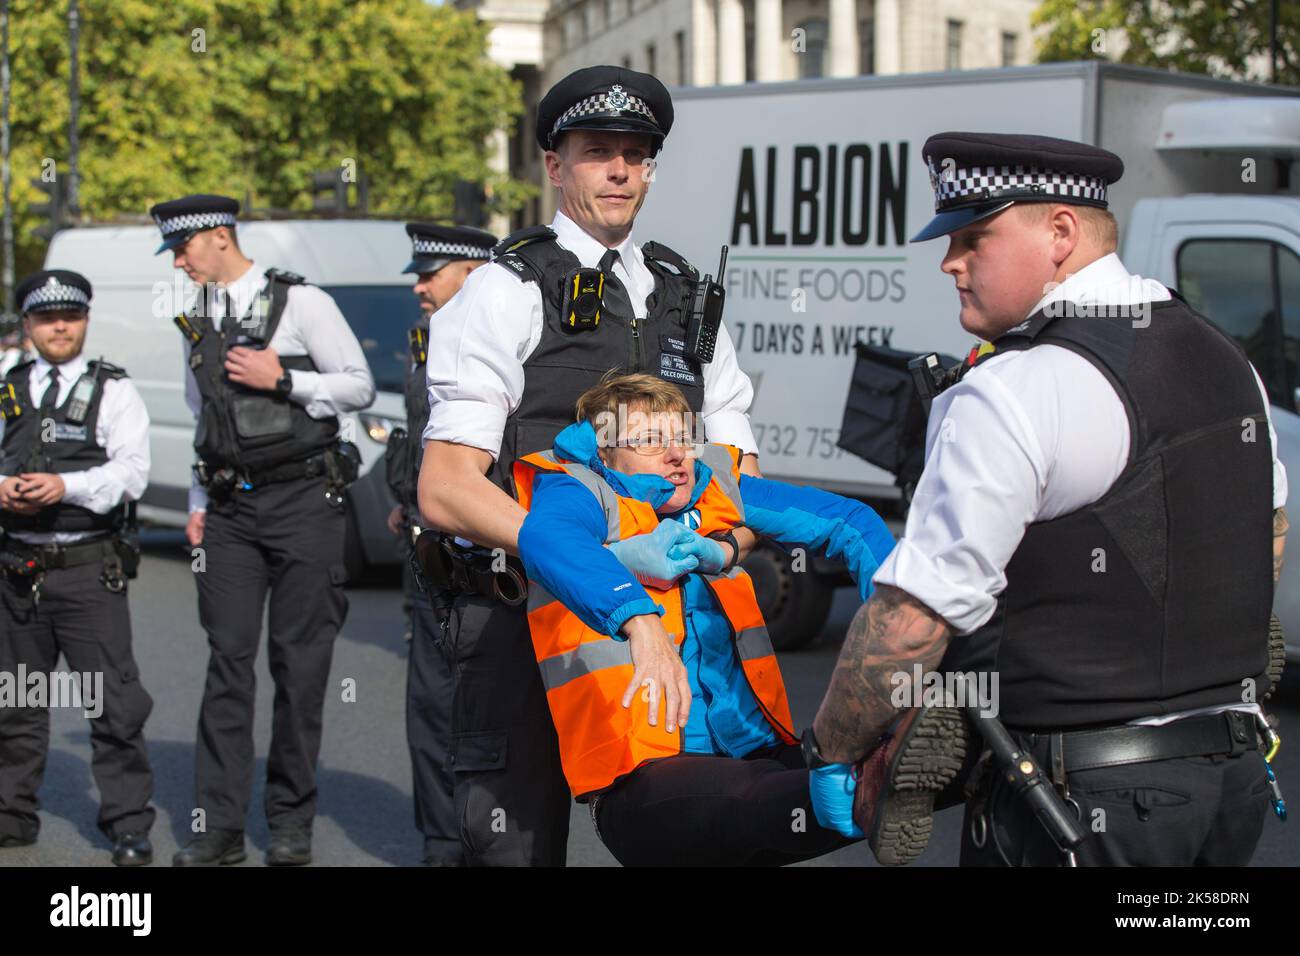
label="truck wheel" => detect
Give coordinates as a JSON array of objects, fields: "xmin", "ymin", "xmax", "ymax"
[{"xmin": 742, "ymin": 542, "xmax": 834, "ymax": 652}]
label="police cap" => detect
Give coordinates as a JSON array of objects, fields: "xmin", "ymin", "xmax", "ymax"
[
  {"xmin": 148, "ymin": 194, "xmax": 240, "ymax": 255},
  {"xmin": 15, "ymin": 269, "xmax": 92, "ymax": 316},
  {"xmin": 536, "ymin": 65, "xmax": 673, "ymax": 154},
  {"xmin": 402, "ymin": 223, "xmax": 497, "ymax": 276},
  {"xmin": 913, "ymin": 133, "xmax": 1124, "ymax": 242}
]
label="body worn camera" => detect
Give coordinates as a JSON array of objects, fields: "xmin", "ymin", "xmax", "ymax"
[
  {"xmin": 685, "ymin": 246, "xmax": 728, "ymax": 364},
  {"xmin": 560, "ymin": 267, "xmax": 605, "ymax": 333}
]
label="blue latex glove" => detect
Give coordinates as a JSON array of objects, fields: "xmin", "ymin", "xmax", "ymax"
[
  {"xmin": 607, "ymin": 521, "xmax": 701, "ymax": 589},
  {"xmin": 809, "ymin": 763, "xmax": 864, "ymax": 838},
  {"xmin": 668, "ymin": 531, "xmax": 729, "ymax": 574}
]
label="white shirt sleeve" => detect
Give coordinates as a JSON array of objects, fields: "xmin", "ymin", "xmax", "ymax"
[
  {"xmin": 274, "ymin": 284, "xmax": 376, "ymax": 417},
  {"xmin": 59, "ymin": 377, "xmax": 152, "ymax": 513},
  {"xmin": 700, "ymin": 321, "xmax": 758, "ymax": 455},
  {"xmin": 423, "ymin": 264, "xmax": 540, "ymax": 460},
  {"xmin": 872, "ymin": 347, "xmax": 1128, "ymax": 634},
  {"xmin": 1249, "ymin": 362, "xmax": 1289, "ymax": 510}
]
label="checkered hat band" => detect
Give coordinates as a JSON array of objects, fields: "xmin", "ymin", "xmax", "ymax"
[
  {"xmin": 551, "ymin": 91, "xmax": 656, "ymax": 141},
  {"xmin": 153, "ymin": 211, "xmax": 237, "ymax": 236},
  {"xmin": 928, "ymin": 161, "xmax": 1108, "ymax": 210},
  {"xmin": 412, "ymin": 238, "xmax": 492, "ymax": 259},
  {"xmin": 21, "ymin": 282, "xmax": 89, "ymax": 313}
]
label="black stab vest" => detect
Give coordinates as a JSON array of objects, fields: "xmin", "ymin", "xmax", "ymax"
[
  {"xmin": 397, "ymin": 322, "xmax": 430, "ymax": 512},
  {"xmin": 183, "ymin": 270, "xmax": 339, "ymax": 473},
  {"xmin": 488, "ymin": 226, "xmax": 707, "ymax": 492},
  {"xmin": 947, "ymin": 298, "xmax": 1274, "ymax": 729},
  {"xmin": 0, "ymin": 359, "xmax": 128, "ymax": 533}
]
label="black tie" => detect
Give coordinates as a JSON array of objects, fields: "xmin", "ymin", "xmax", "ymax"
[
  {"xmin": 219, "ymin": 287, "xmax": 240, "ymax": 337},
  {"xmin": 37, "ymin": 366, "xmax": 59, "ymax": 416},
  {"xmin": 599, "ymin": 248, "xmax": 635, "ymax": 324}
]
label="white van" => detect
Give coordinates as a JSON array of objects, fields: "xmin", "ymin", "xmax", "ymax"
[{"xmin": 44, "ymin": 219, "xmax": 415, "ymax": 573}]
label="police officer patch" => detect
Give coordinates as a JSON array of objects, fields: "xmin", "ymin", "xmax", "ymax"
[{"xmin": 658, "ymin": 334, "xmax": 701, "ymax": 388}]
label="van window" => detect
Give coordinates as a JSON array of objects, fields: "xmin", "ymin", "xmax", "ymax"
[
  {"xmin": 1177, "ymin": 239, "xmax": 1300, "ymax": 408},
  {"xmin": 321, "ymin": 285, "xmax": 420, "ymax": 394}
]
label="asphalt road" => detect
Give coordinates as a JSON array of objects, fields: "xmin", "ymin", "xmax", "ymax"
[{"xmin": 3, "ymin": 529, "xmax": 1297, "ymax": 867}]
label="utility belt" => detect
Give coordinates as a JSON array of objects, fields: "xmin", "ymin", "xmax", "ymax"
[
  {"xmin": 195, "ymin": 441, "xmax": 360, "ymax": 508},
  {"xmin": 0, "ymin": 532, "xmax": 139, "ymax": 601},
  {"xmin": 1008, "ymin": 710, "xmax": 1262, "ymax": 776},
  {"xmin": 411, "ymin": 530, "xmax": 527, "ymax": 608},
  {"xmin": 966, "ymin": 708, "xmax": 1283, "ymax": 864}
]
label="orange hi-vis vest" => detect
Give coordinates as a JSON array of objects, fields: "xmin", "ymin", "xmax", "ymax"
[{"xmin": 513, "ymin": 442, "xmax": 797, "ymax": 799}]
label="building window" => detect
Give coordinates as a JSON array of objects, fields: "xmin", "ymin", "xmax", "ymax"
[
  {"xmin": 946, "ymin": 19, "xmax": 963, "ymax": 71},
  {"xmin": 646, "ymin": 42, "xmax": 656, "ymax": 74},
  {"xmin": 796, "ymin": 18, "xmax": 828, "ymax": 78},
  {"xmin": 675, "ymin": 30, "xmax": 686, "ymax": 85},
  {"xmin": 627, "ymin": 0, "xmax": 634, "ymax": 17},
  {"xmin": 1002, "ymin": 31, "xmax": 1017, "ymax": 66},
  {"xmin": 604, "ymin": 0, "xmax": 614, "ymax": 28},
  {"xmin": 859, "ymin": 16, "xmax": 875, "ymax": 74}
]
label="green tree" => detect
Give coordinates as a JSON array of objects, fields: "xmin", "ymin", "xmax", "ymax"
[
  {"xmin": 8, "ymin": 0, "xmax": 529, "ymax": 275},
  {"xmin": 1032, "ymin": 0, "xmax": 1298, "ymax": 86}
]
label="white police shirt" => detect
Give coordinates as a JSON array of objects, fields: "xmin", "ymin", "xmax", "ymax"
[
  {"xmin": 872, "ymin": 253, "xmax": 1287, "ymax": 727},
  {"xmin": 422, "ymin": 209, "xmax": 758, "ymax": 458},
  {"xmin": 0, "ymin": 353, "xmax": 151, "ymax": 545},
  {"xmin": 183, "ymin": 261, "xmax": 376, "ymax": 512}
]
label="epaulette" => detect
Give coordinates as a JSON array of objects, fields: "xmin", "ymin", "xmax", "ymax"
[
  {"xmin": 87, "ymin": 358, "xmax": 128, "ymax": 380},
  {"xmin": 491, "ymin": 225, "xmax": 556, "ymax": 260},
  {"xmin": 265, "ymin": 268, "xmax": 308, "ymax": 286},
  {"xmin": 640, "ymin": 240, "xmax": 699, "ymax": 280},
  {"xmin": 491, "ymin": 225, "xmax": 558, "ymax": 284}
]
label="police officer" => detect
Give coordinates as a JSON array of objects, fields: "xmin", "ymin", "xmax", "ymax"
[
  {"xmin": 149, "ymin": 195, "xmax": 376, "ymax": 866},
  {"xmin": 386, "ymin": 222, "xmax": 495, "ymax": 866},
  {"xmin": 417, "ymin": 66, "xmax": 763, "ymax": 866},
  {"xmin": 0, "ymin": 270, "xmax": 156, "ymax": 866},
  {"xmin": 806, "ymin": 133, "xmax": 1286, "ymax": 866}
]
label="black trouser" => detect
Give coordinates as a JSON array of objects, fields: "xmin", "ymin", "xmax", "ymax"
[
  {"xmin": 959, "ymin": 747, "xmax": 1272, "ymax": 866},
  {"xmin": 0, "ymin": 558, "xmax": 155, "ymax": 842},
  {"xmin": 406, "ymin": 589, "xmax": 460, "ymax": 863},
  {"xmin": 593, "ymin": 743, "xmax": 855, "ymax": 866},
  {"xmin": 193, "ymin": 475, "xmax": 348, "ymax": 833},
  {"xmin": 442, "ymin": 590, "xmax": 569, "ymax": 866}
]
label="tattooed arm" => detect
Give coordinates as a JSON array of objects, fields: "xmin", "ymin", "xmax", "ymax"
[
  {"xmin": 813, "ymin": 584, "xmax": 953, "ymax": 764},
  {"xmin": 1274, "ymin": 508, "xmax": 1288, "ymax": 588}
]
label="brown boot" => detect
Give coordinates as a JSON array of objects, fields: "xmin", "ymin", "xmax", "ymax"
[{"xmin": 852, "ymin": 706, "xmax": 969, "ymax": 865}]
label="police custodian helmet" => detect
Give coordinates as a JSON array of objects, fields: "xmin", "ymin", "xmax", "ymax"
[
  {"xmin": 536, "ymin": 65, "xmax": 674, "ymax": 155},
  {"xmin": 402, "ymin": 223, "xmax": 497, "ymax": 276},
  {"xmin": 15, "ymin": 269, "xmax": 92, "ymax": 315},
  {"xmin": 913, "ymin": 132, "xmax": 1125, "ymax": 242},
  {"xmin": 148, "ymin": 194, "xmax": 240, "ymax": 255}
]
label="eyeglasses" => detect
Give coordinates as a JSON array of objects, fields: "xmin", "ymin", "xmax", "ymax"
[{"xmin": 610, "ymin": 433, "xmax": 703, "ymax": 456}]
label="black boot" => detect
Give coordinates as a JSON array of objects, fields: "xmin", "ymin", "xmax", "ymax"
[
  {"xmin": 172, "ymin": 828, "xmax": 246, "ymax": 867},
  {"xmin": 266, "ymin": 828, "xmax": 312, "ymax": 866},
  {"xmin": 112, "ymin": 832, "xmax": 153, "ymax": 867}
]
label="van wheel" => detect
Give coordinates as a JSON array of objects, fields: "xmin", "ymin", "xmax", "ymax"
[
  {"xmin": 344, "ymin": 506, "xmax": 368, "ymax": 585},
  {"xmin": 742, "ymin": 542, "xmax": 834, "ymax": 652}
]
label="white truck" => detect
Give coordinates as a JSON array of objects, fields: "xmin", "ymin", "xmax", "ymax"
[
  {"xmin": 42, "ymin": 220, "xmax": 415, "ymax": 576},
  {"xmin": 636, "ymin": 61, "xmax": 1300, "ymax": 654}
]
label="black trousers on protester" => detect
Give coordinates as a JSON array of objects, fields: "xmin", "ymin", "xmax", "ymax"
[
  {"xmin": 593, "ymin": 743, "xmax": 855, "ymax": 866},
  {"xmin": 958, "ymin": 747, "xmax": 1272, "ymax": 866},
  {"xmin": 0, "ymin": 559, "xmax": 156, "ymax": 843},
  {"xmin": 440, "ymin": 589, "xmax": 569, "ymax": 866},
  {"xmin": 406, "ymin": 589, "xmax": 460, "ymax": 864},
  {"xmin": 193, "ymin": 475, "xmax": 348, "ymax": 833}
]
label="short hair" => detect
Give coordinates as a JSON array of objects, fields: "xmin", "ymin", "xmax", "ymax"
[
  {"xmin": 1015, "ymin": 202, "xmax": 1118, "ymax": 251},
  {"xmin": 576, "ymin": 370, "xmax": 691, "ymax": 425}
]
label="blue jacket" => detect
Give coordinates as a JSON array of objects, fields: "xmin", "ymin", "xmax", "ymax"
[{"xmin": 517, "ymin": 421, "xmax": 896, "ymax": 757}]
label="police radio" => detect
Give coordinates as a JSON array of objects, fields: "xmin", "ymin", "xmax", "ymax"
[
  {"xmin": 685, "ymin": 246, "xmax": 727, "ymax": 364},
  {"xmin": 408, "ymin": 326, "xmax": 428, "ymax": 365},
  {"xmin": 560, "ymin": 268, "xmax": 605, "ymax": 333}
]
